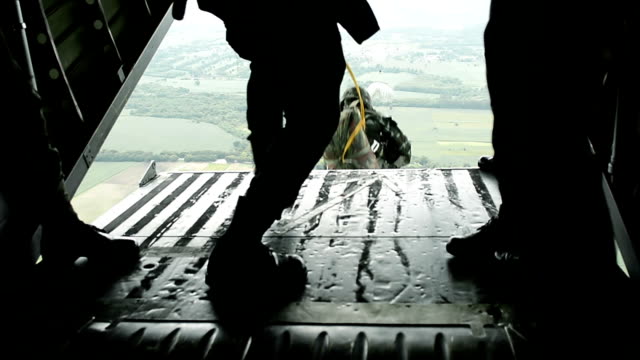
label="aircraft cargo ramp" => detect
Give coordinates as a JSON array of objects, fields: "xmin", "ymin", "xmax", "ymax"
[
  {"xmin": 4, "ymin": 1, "xmax": 638, "ymax": 357},
  {"xmin": 57, "ymin": 168, "xmax": 529, "ymax": 359}
]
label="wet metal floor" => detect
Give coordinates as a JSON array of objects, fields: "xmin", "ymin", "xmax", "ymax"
[
  {"xmin": 92, "ymin": 169, "xmax": 510, "ymax": 318},
  {"xmin": 75, "ymin": 169, "xmax": 523, "ymax": 359}
]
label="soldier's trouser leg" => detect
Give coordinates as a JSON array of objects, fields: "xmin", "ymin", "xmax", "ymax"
[
  {"xmin": 246, "ymin": 68, "xmax": 284, "ymax": 173},
  {"xmin": 0, "ymin": 36, "xmax": 82, "ymax": 352},
  {"xmin": 484, "ymin": 1, "xmax": 629, "ymax": 355},
  {"xmin": 0, "ymin": 53, "xmax": 77, "ymax": 273},
  {"xmin": 487, "ymin": 0, "xmax": 617, "ymax": 281},
  {"xmin": 0, "ymin": 34, "xmax": 86, "ymax": 272},
  {"xmin": 1, "ymin": 131, "xmax": 82, "ymax": 264},
  {"xmin": 236, "ymin": 51, "xmax": 345, "ymax": 238},
  {"xmin": 205, "ymin": 51, "xmax": 344, "ymax": 319}
]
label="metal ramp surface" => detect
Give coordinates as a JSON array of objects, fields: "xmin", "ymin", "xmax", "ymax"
[{"xmin": 63, "ymin": 168, "xmax": 527, "ymax": 359}]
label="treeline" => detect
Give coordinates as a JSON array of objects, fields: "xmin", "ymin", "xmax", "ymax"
[
  {"xmin": 126, "ymin": 83, "xmax": 249, "ymax": 139},
  {"xmin": 96, "ymin": 150, "xmax": 252, "ymax": 163},
  {"xmin": 129, "ymin": 81, "xmax": 489, "ymax": 127},
  {"xmin": 394, "ymin": 97, "xmax": 490, "ymax": 110},
  {"xmin": 350, "ymin": 65, "xmax": 423, "ymax": 75},
  {"xmin": 394, "ymin": 84, "xmax": 487, "ymax": 97},
  {"xmin": 394, "ymin": 75, "xmax": 489, "ymax": 109},
  {"xmin": 97, "ymin": 150, "xmax": 438, "ymax": 169}
]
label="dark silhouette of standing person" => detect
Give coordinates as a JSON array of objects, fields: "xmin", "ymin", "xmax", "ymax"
[
  {"xmin": 1, "ymin": 23, "xmax": 140, "ymax": 356},
  {"xmin": 0, "ymin": 27, "xmax": 140, "ymax": 288},
  {"xmin": 448, "ymin": 1, "xmax": 624, "ymax": 277},
  {"xmin": 196, "ymin": 0, "xmax": 379, "ymax": 323},
  {"xmin": 445, "ymin": 0, "xmax": 635, "ymax": 356}
]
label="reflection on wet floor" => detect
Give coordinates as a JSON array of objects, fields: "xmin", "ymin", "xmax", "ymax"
[{"xmin": 95, "ymin": 169, "xmax": 508, "ymax": 320}]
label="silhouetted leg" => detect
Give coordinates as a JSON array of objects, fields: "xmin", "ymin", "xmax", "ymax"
[
  {"xmin": 468, "ymin": 2, "xmax": 628, "ymax": 356},
  {"xmin": 244, "ymin": 49, "xmax": 345, "ymax": 217},
  {"xmin": 206, "ymin": 48, "xmax": 345, "ymax": 327},
  {"xmin": 0, "ymin": 32, "xmax": 66, "ymax": 273},
  {"xmin": 0, "ymin": 30, "xmax": 139, "ymax": 286},
  {"xmin": 477, "ymin": 0, "xmax": 503, "ymax": 174},
  {"xmin": 246, "ymin": 64, "xmax": 285, "ymax": 172}
]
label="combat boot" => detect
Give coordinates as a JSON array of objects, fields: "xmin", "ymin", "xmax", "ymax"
[
  {"xmin": 39, "ymin": 181, "xmax": 140, "ymax": 285},
  {"xmin": 446, "ymin": 216, "xmax": 521, "ymax": 262},
  {"xmin": 205, "ymin": 196, "xmax": 307, "ymax": 329}
]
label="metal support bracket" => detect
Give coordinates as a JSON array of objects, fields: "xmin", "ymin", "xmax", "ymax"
[{"xmin": 139, "ymin": 160, "xmax": 158, "ymax": 187}]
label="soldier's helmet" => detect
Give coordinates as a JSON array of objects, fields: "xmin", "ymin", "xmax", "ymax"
[{"xmin": 341, "ymin": 86, "xmax": 372, "ymax": 110}]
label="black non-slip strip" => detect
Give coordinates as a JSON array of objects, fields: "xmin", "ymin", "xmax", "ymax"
[
  {"xmin": 140, "ymin": 173, "xmax": 224, "ymax": 249},
  {"xmin": 303, "ymin": 171, "xmax": 337, "ymax": 235},
  {"xmin": 468, "ymin": 169, "xmax": 499, "ymax": 217},
  {"xmin": 176, "ymin": 173, "xmax": 247, "ymax": 247},
  {"xmin": 366, "ymin": 179, "xmax": 383, "ymax": 234},
  {"xmin": 124, "ymin": 174, "xmax": 199, "ymax": 236},
  {"xmin": 103, "ymin": 173, "xmax": 181, "ymax": 233},
  {"xmin": 441, "ymin": 169, "xmax": 462, "ymax": 209},
  {"xmin": 340, "ymin": 171, "xmax": 365, "ymax": 211}
]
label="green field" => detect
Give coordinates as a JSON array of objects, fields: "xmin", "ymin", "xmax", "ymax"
[
  {"xmin": 75, "ymin": 162, "xmax": 137, "ymax": 195},
  {"xmin": 102, "ymin": 115, "xmax": 240, "ymax": 153},
  {"xmin": 204, "ymin": 163, "xmax": 231, "ymax": 171},
  {"xmin": 419, "ymin": 61, "xmax": 487, "ymax": 87},
  {"xmin": 100, "ymin": 108, "xmax": 492, "ymax": 168},
  {"xmin": 387, "ymin": 107, "xmax": 493, "ymax": 167}
]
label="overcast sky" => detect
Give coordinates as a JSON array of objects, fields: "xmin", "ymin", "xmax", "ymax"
[
  {"xmin": 368, "ymin": 0, "xmax": 491, "ymax": 29},
  {"xmin": 178, "ymin": 0, "xmax": 491, "ymax": 32}
]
